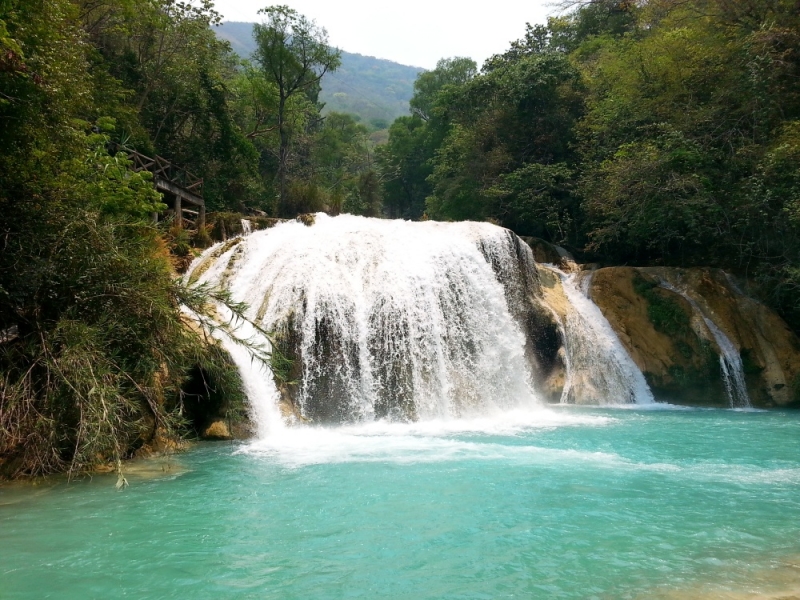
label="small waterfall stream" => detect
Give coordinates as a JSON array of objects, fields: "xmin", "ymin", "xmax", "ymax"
[
  {"xmin": 546, "ymin": 266, "xmax": 654, "ymax": 405},
  {"xmin": 659, "ymin": 282, "xmax": 751, "ymax": 408}
]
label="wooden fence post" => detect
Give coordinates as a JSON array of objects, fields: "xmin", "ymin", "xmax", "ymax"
[{"xmin": 174, "ymin": 194, "xmax": 182, "ymax": 228}]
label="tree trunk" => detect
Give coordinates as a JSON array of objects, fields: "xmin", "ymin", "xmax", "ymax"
[{"xmin": 277, "ymin": 94, "xmax": 289, "ymax": 216}]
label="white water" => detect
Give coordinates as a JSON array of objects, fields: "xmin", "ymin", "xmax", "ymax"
[
  {"xmin": 659, "ymin": 281, "xmax": 751, "ymax": 408},
  {"xmin": 548, "ymin": 266, "xmax": 655, "ymax": 405},
  {"xmin": 241, "ymin": 219, "xmax": 253, "ymax": 235},
  {"xmin": 188, "ymin": 215, "xmax": 542, "ymax": 434},
  {"xmin": 240, "ymin": 408, "xmax": 616, "ymax": 467}
]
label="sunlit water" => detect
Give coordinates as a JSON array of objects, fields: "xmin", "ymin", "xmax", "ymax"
[{"xmin": 2, "ymin": 407, "xmax": 800, "ymax": 599}]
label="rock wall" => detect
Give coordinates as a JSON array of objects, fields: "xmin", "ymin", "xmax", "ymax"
[
  {"xmin": 533, "ymin": 266, "xmax": 571, "ymax": 402},
  {"xmin": 520, "ymin": 236, "xmax": 800, "ymax": 408},
  {"xmin": 587, "ymin": 267, "xmax": 800, "ymax": 408}
]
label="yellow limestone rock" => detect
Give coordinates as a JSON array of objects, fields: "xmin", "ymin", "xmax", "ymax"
[
  {"xmin": 203, "ymin": 420, "xmax": 232, "ymax": 440},
  {"xmin": 589, "ymin": 267, "xmax": 800, "ymax": 407}
]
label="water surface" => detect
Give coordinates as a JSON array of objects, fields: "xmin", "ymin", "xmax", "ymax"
[{"xmin": 2, "ymin": 407, "xmax": 799, "ymax": 599}]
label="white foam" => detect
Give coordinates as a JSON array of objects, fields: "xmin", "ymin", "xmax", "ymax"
[
  {"xmin": 237, "ymin": 408, "xmax": 617, "ymax": 467},
  {"xmin": 233, "ymin": 409, "xmax": 798, "ymax": 487},
  {"xmin": 545, "ymin": 266, "xmax": 655, "ymax": 405},
  {"xmin": 188, "ymin": 215, "xmax": 542, "ymax": 433}
]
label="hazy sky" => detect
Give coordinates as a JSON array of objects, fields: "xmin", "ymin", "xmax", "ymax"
[{"xmin": 212, "ymin": 0, "xmax": 556, "ymax": 69}]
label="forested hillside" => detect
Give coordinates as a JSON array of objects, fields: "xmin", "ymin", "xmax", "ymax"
[{"xmin": 215, "ymin": 21, "xmax": 423, "ymax": 128}]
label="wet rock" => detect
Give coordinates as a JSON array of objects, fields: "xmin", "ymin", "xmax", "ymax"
[
  {"xmin": 202, "ymin": 421, "xmax": 232, "ymax": 440},
  {"xmin": 296, "ymin": 213, "xmax": 316, "ymax": 226},
  {"xmin": 532, "ymin": 266, "xmax": 570, "ymax": 402},
  {"xmin": 519, "ymin": 236, "xmax": 571, "ymax": 267},
  {"xmin": 589, "ymin": 267, "xmax": 800, "ymax": 407}
]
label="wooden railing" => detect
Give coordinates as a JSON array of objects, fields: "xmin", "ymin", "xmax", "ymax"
[{"xmin": 109, "ymin": 143, "xmax": 205, "ymax": 228}]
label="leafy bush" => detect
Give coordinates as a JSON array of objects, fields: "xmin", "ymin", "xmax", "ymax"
[
  {"xmin": 0, "ymin": 210, "xmax": 245, "ymax": 478},
  {"xmin": 632, "ymin": 274, "xmax": 691, "ymax": 338}
]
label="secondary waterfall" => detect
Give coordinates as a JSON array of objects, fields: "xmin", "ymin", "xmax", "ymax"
[
  {"xmin": 546, "ymin": 266, "xmax": 655, "ymax": 405},
  {"xmin": 187, "ymin": 215, "xmax": 541, "ymax": 432},
  {"xmin": 659, "ymin": 282, "xmax": 751, "ymax": 408}
]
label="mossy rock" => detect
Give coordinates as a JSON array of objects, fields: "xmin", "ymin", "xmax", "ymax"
[
  {"xmin": 519, "ymin": 236, "xmax": 562, "ymax": 264},
  {"xmin": 589, "ymin": 268, "xmax": 727, "ymax": 404},
  {"xmin": 202, "ymin": 421, "xmax": 232, "ymax": 440},
  {"xmin": 740, "ymin": 348, "xmax": 764, "ymax": 375},
  {"xmin": 632, "ymin": 273, "xmax": 692, "ymax": 339},
  {"xmin": 180, "ymin": 345, "xmax": 251, "ymax": 439},
  {"xmin": 297, "ymin": 213, "xmax": 316, "ymax": 227}
]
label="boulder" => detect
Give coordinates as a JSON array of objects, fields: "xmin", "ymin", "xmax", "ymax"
[
  {"xmin": 202, "ymin": 420, "xmax": 232, "ymax": 440},
  {"xmin": 519, "ymin": 236, "xmax": 574, "ymax": 267}
]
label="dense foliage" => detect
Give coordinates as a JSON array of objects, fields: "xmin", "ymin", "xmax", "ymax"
[
  {"xmin": 379, "ymin": 0, "xmax": 800, "ymax": 330},
  {"xmin": 0, "ymin": 0, "xmax": 269, "ymax": 479}
]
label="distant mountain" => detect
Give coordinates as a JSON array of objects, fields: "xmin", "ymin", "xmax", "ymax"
[{"xmin": 214, "ymin": 22, "xmax": 424, "ymax": 128}]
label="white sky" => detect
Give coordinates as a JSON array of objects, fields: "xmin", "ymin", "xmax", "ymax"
[{"xmin": 212, "ymin": 0, "xmax": 557, "ymax": 69}]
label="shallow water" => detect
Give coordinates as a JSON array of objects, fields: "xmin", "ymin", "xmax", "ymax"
[{"xmin": 2, "ymin": 407, "xmax": 800, "ymax": 599}]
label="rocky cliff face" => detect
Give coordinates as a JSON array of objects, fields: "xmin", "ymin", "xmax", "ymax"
[
  {"xmin": 586, "ymin": 267, "xmax": 800, "ymax": 408},
  {"xmin": 533, "ymin": 267, "xmax": 571, "ymax": 402},
  {"xmin": 522, "ymin": 237, "xmax": 800, "ymax": 408}
]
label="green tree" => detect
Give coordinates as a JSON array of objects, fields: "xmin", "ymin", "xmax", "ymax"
[
  {"xmin": 425, "ymin": 51, "xmax": 584, "ymax": 237},
  {"xmin": 0, "ymin": 0, "xmax": 229, "ymax": 477},
  {"xmin": 547, "ymin": 0, "xmax": 638, "ymax": 54},
  {"xmin": 410, "ymin": 56, "xmax": 477, "ymax": 121},
  {"xmin": 377, "ymin": 115, "xmax": 436, "ymax": 219},
  {"xmin": 253, "ymin": 5, "xmax": 341, "ymax": 213},
  {"xmin": 355, "ymin": 170, "xmax": 382, "ymax": 217},
  {"xmin": 378, "ymin": 58, "xmax": 477, "ymax": 220},
  {"xmin": 76, "ymin": 0, "xmax": 264, "ymax": 212},
  {"xmin": 312, "ymin": 112, "xmax": 375, "ymax": 215},
  {"xmin": 574, "ymin": 0, "xmax": 800, "ymax": 262},
  {"xmin": 487, "ymin": 163, "xmax": 575, "ymax": 243},
  {"xmin": 582, "ymin": 128, "xmax": 717, "ymax": 261}
]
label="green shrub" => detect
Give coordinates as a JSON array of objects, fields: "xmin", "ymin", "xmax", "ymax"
[
  {"xmin": 633, "ymin": 273, "xmax": 691, "ymax": 338},
  {"xmin": 208, "ymin": 212, "xmax": 245, "ymax": 241},
  {"xmin": 0, "ymin": 211, "xmax": 244, "ymax": 477}
]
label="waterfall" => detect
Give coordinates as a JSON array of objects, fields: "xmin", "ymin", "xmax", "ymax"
[
  {"xmin": 546, "ymin": 266, "xmax": 655, "ymax": 405},
  {"xmin": 187, "ymin": 214, "xmax": 541, "ymax": 433},
  {"xmin": 241, "ymin": 219, "xmax": 253, "ymax": 236},
  {"xmin": 659, "ymin": 282, "xmax": 751, "ymax": 408}
]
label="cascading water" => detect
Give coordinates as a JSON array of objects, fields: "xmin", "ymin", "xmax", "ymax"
[
  {"xmin": 545, "ymin": 266, "xmax": 655, "ymax": 405},
  {"xmin": 240, "ymin": 219, "xmax": 253, "ymax": 236},
  {"xmin": 659, "ymin": 281, "xmax": 751, "ymax": 408},
  {"xmin": 186, "ymin": 214, "xmax": 541, "ymax": 434}
]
